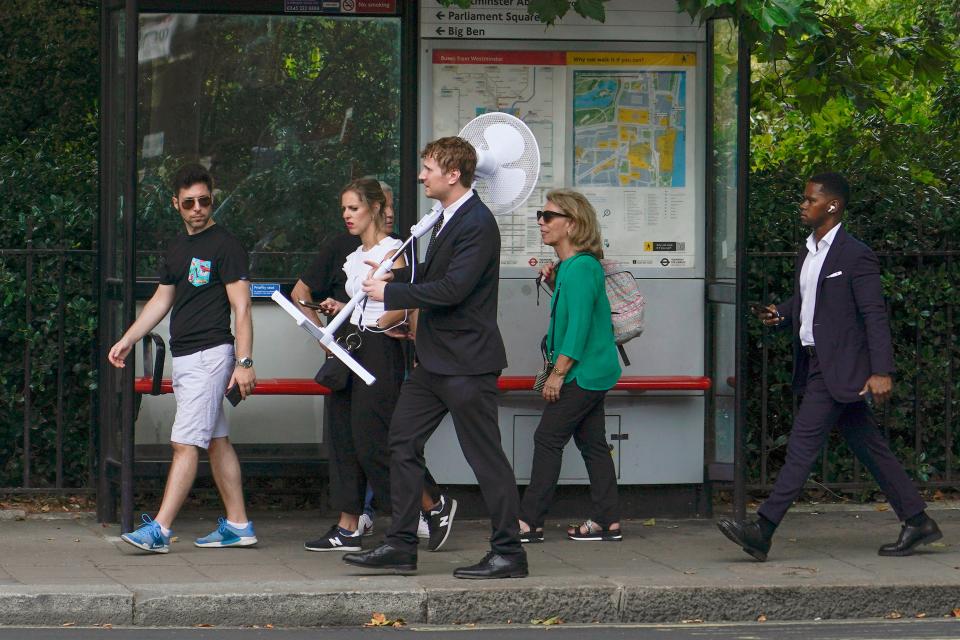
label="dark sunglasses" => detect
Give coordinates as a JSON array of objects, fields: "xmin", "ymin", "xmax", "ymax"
[
  {"xmin": 536, "ymin": 210, "xmax": 570, "ymax": 223},
  {"xmin": 178, "ymin": 195, "xmax": 212, "ymax": 210}
]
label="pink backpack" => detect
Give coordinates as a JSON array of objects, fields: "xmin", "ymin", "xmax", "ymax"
[{"xmin": 601, "ymin": 259, "xmax": 646, "ymax": 366}]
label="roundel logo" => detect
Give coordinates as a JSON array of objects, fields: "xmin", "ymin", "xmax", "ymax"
[
  {"xmin": 529, "ymin": 258, "xmax": 538, "ymax": 267},
  {"xmin": 660, "ymin": 258, "xmax": 671, "ymax": 267}
]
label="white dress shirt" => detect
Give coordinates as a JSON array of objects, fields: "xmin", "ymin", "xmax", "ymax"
[
  {"xmin": 435, "ymin": 188, "xmax": 475, "ymax": 236},
  {"xmin": 799, "ymin": 222, "xmax": 842, "ymax": 346}
]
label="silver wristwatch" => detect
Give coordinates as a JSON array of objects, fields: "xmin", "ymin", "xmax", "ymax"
[{"xmin": 236, "ymin": 357, "xmax": 254, "ymax": 368}]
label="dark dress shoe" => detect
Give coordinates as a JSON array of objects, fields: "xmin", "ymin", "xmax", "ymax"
[
  {"xmin": 878, "ymin": 517, "xmax": 943, "ymax": 557},
  {"xmin": 453, "ymin": 551, "xmax": 528, "ymax": 579},
  {"xmin": 342, "ymin": 543, "xmax": 416, "ymax": 573},
  {"xmin": 717, "ymin": 518, "xmax": 772, "ymax": 562}
]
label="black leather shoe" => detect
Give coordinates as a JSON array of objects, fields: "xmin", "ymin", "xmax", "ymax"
[
  {"xmin": 717, "ymin": 518, "xmax": 772, "ymax": 562},
  {"xmin": 342, "ymin": 543, "xmax": 417, "ymax": 573},
  {"xmin": 878, "ymin": 517, "xmax": 943, "ymax": 557},
  {"xmin": 453, "ymin": 551, "xmax": 528, "ymax": 579}
]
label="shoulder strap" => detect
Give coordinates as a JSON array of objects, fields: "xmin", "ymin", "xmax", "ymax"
[{"xmin": 547, "ymin": 276, "xmax": 561, "ymax": 359}]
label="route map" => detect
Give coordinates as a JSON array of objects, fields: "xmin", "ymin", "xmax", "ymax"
[
  {"xmin": 432, "ymin": 50, "xmax": 564, "ymax": 266},
  {"xmin": 432, "ymin": 50, "xmax": 562, "ymax": 189},
  {"xmin": 430, "ymin": 49, "xmax": 697, "ymax": 269},
  {"xmin": 574, "ymin": 70, "xmax": 687, "ymax": 189}
]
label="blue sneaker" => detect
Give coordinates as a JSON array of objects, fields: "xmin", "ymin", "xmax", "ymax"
[
  {"xmin": 121, "ymin": 514, "xmax": 171, "ymax": 554},
  {"xmin": 194, "ymin": 517, "xmax": 258, "ymax": 548}
]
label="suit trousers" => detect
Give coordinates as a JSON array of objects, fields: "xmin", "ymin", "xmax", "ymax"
[
  {"xmin": 520, "ymin": 382, "xmax": 619, "ymax": 529},
  {"xmin": 757, "ymin": 353, "xmax": 926, "ymax": 525},
  {"xmin": 326, "ymin": 330, "xmax": 440, "ymax": 516},
  {"xmin": 386, "ymin": 366, "xmax": 523, "ymax": 555}
]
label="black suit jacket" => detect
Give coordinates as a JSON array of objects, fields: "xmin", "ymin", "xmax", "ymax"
[
  {"xmin": 776, "ymin": 226, "xmax": 895, "ymax": 403},
  {"xmin": 384, "ymin": 192, "xmax": 508, "ymax": 376}
]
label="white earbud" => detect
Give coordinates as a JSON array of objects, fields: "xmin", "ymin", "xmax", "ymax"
[{"xmin": 828, "ymin": 205, "xmax": 836, "ymax": 213}]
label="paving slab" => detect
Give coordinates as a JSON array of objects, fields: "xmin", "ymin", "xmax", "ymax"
[{"xmin": 0, "ymin": 504, "xmax": 957, "ymax": 627}]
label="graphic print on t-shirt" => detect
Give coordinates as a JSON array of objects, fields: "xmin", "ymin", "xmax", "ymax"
[{"xmin": 188, "ymin": 257, "xmax": 212, "ymax": 287}]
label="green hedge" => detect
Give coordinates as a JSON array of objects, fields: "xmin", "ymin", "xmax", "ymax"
[{"xmin": 0, "ymin": 1, "xmax": 99, "ymax": 488}]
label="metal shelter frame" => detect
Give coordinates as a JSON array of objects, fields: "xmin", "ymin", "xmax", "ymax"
[{"xmin": 95, "ymin": 2, "xmax": 752, "ymax": 531}]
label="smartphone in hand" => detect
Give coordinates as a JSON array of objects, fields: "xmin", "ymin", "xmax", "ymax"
[
  {"xmin": 225, "ymin": 384, "xmax": 243, "ymax": 407},
  {"xmin": 749, "ymin": 302, "xmax": 780, "ymax": 322}
]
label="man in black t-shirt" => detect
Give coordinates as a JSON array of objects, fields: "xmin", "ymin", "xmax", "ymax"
[{"xmin": 108, "ymin": 164, "xmax": 258, "ymax": 554}]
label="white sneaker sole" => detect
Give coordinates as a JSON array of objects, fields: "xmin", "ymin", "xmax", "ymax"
[
  {"xmin": 121, "ymin": 535, "xmax": 169, "ymax": 554},
  {"xmin": 303, "ymin": 544, "xmax": 362, "ymax": 552},
  {"xmin": 194, "ymin": 536, "xmax": 258, "ymax": 548},
  {"xmin": 429, "ymin": 499, "xmax": 457, "ymax": 552}
]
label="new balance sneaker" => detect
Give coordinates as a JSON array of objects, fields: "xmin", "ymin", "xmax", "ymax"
[
  {"xmin": 358, "ymin": 513, "xmax": 374, "ymax": 537},
  {"xmin": 305, "ymin": 524, "xmax": 362, "ymax": 552},
  {"xmin": 121, "ymin": 514, "xmax": 171, "ymax": 554},
  {"xmin": 426, "ymin": 494, "xmax": 457, "ymax": 552},
  {"xmin": 194, "ymin": 517, "xmax": 258, "ymax": 548},
  {"xmin": 417, "ymin": 511, "xmax": 429, "ymax": 539}
]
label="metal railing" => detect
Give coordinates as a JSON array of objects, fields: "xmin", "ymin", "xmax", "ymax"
[{"xmin": 0, "ymin": 245, "xmax": 99, "ymax": 494}]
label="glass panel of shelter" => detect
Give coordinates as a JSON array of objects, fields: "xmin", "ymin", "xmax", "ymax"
[
  {"xmin": 134, "ymin": 13, "xmax": 402, "ymax": 281},
  {"xmin": 706, "ymin": 18, "xmax": 740, "ymax": 473}
]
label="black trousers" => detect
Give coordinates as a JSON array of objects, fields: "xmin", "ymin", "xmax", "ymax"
[
  {"xmin": 386, "ymin": 366, "xmax": 523, "ymax": 556},
  {"xmin": 758, "ymin": 353, "xmax": 926, "ymax": 525},
  {"xmin": 520, "ymin": 382, "xmax": 619, "ymax": 529},
  {"xmin": 327, "ymin": 330, "xmax": 440, "ymax": 516}
]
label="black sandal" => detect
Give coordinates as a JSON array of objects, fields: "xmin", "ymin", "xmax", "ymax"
[
  {"xmin": 567, "ymin": 519, "xmax": 622, "ymax": 542},
  {"xmin": 520, "ymin": 529, "xmax": 544, "ymax": 544}
]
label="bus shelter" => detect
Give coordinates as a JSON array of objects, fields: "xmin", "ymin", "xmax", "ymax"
[{"xmin": 97, "ymin": 0, "xmax": 750, "ymax": 532}]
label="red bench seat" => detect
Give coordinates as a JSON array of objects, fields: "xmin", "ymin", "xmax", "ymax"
[{"xmin": 134, "ymin": 375, "xmax": 711, "ymax": 395}]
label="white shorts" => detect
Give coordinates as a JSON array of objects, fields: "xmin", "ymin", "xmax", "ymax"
[{"xmin": 170, "ymin": 343, "xmax": 235, "ymax": 449}]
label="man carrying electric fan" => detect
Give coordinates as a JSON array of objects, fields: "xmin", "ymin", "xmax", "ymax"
[{"xmin": 345, "ymin": 136, "xmax": 528, "ymax": 579}]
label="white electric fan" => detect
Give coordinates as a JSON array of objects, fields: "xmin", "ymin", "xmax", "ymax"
[{"xmin": 272, "ymin": 111, "xmax": 541, "ymax": 384}]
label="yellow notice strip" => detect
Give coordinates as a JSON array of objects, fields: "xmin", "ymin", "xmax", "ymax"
[{"xmin": 566, "ymin": 52, "xmax": 696, "ymax": 67}]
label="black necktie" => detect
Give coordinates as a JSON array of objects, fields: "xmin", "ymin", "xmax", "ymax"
[{"xmin": 426, "ymin": 211, "xmax": 444, "ymax": 255}]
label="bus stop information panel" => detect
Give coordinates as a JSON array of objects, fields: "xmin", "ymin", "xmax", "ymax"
[{"xmin": 419, "ymin": 0, "xmax": 708, "ymax": 486}]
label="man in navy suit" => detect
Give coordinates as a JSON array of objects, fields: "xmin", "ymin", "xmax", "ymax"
[
  {"xmin": 344, "ymin": 137, "xmax": 527, "ymax": 579},
  {"xmin": 718, "ymin": 172, "xmax": 941, "ymax": 561}
]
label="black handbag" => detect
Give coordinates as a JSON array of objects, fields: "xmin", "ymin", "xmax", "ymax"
[
  {"xmin": 533, "ymin": 278, "xmax": 562, "ymax": 392},
  {"xmin": 314, "ymin": 332, "xmax": 361, "ymax": 391},
  {"xmin": 533, "ymin": 335, "xmax": 554, "ymax": 392}
]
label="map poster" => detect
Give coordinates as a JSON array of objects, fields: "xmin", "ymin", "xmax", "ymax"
[
  {"xmin": 431, "ymin": 49, "xmax": 696, "ymax": 269},
  {"xmin": 432, "ymin": 49, "xmax": 565, "ymax": 268},
  {"xmin": 570, "ymin": 52, "xmax": 696, "ymax": 268}
]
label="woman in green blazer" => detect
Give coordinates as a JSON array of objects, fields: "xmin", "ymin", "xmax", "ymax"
[{"xmin": 518, "ymin": 189, "xmax": 623, "ymax": 543}]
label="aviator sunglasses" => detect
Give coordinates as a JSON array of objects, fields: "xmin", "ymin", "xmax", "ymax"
[
  {"xmin": 536, "ymin": 210, "xmax": 570, "ymax": 223},
  {"xmin": 178, "ymin": 195, "xmax": 212, "ymax": 210}
]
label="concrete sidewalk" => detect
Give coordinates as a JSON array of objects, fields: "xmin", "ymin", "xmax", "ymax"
[{"xmin": 1, "ymin": 505, "xmax": 959, "ymax": 627}]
